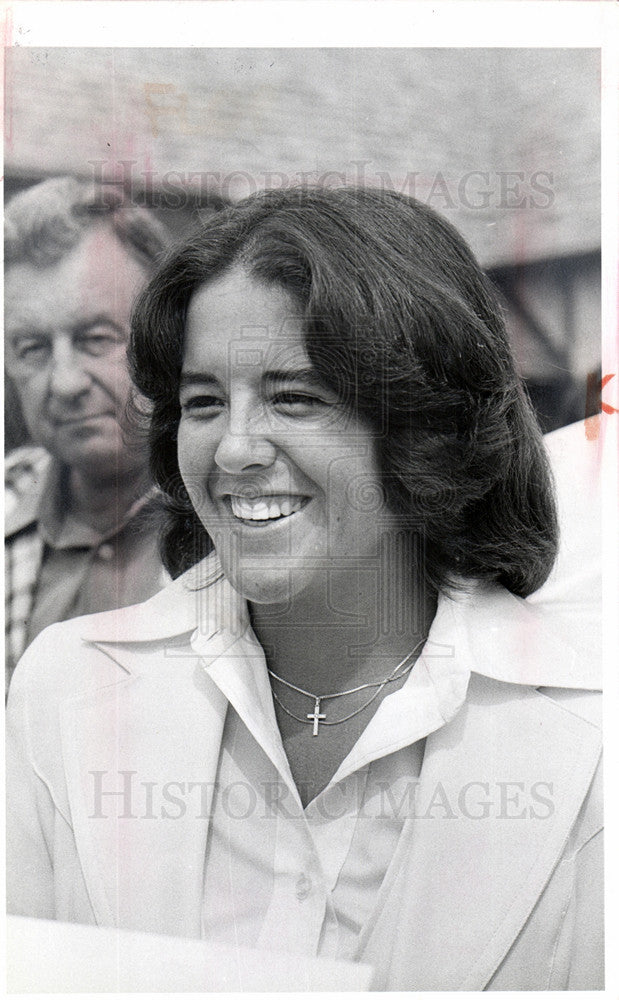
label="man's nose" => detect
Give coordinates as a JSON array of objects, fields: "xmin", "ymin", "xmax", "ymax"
[
  {"xmin": 214, "ymin": 404, "xmax": 277, "ymax": 474},
  {"xmin": 49, "ymin": 341, "xmax": 91, "ymax": 399}
]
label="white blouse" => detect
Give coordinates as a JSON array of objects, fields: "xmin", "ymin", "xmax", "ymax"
[{"xmin": 197, "ymin": 609, "xmax": 470, "ymax": 958}]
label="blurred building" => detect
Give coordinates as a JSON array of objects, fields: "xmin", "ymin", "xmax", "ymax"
[{"xmin": 4, "ymin": 47, "xmax": 600, "ymax": 447}]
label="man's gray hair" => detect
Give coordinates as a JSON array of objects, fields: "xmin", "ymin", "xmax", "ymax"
[{"xmin": 5, "ymin": 176, "xmax": 169, "ymax": 271}]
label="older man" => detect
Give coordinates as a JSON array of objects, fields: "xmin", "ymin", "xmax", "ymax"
[{"xmin": 4, "ymin": 177, "xmax": 170, "ymax": 693}]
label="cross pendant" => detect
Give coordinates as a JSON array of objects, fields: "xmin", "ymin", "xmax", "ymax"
[{"xmin": 307, "ymin": 698, "xmax": 326, "ymax": 736}]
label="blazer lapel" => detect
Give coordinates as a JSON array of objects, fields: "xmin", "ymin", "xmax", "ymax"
[
  {"xmin": 58, "ymin": 555, "xmax": 248, "ymax": 934},
  {"xmin": 362, "ymin": 673, "xmax": 602, "ymax": 990},
  {"xmin": 59, "ymin": 639, "xmax": 228, "ymax": 937}
]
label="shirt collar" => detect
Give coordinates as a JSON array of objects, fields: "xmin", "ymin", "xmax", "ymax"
[
  {"xmin": 80, "ymin": 555, "xmax": 599, "ymax": 692},
  {"xmin": 4, "ymin": 446, "xmax": 51, "ymax": 538},
  {"xmin": 34, "ymin": 458, "xmax": 159, "ymax": 550},
  {"xmin": 329, "ymin": 577, "xmax": 602, "ymax": 783},
  {"xmin": 323, "ymin": 597, "xmax": 473, "ymax": 785},
  {"xmin": 192, "ymin": 588, "xmax": 473, "ymax": 792},
  {"xmin": 441, "ymin": 580, "xmax": 601, "ymax": 690}
]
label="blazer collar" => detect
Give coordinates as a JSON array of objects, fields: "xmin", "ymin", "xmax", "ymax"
[
  {"xmin": 80, "ymin": 558, "xmax": 600, "ymax": 692},
  {"xmin": 438, "ymin": 581, "xmax": 601, "ymax": 690},
  {"xmin": 79, "ymin": 553, "xmax": 248, "ymax": 646},
  {"xmin": 360, "ymin": 671, "xmax": 602, "ymax": 990}
]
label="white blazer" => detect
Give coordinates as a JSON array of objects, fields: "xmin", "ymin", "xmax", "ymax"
[{"xmin": 6, "ymin": 556, "xmax": 602, "ymax": 990}]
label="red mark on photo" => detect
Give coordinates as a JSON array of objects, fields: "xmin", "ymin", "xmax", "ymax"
[{"xmin": 585, "ymin": 372, "xmax": 617, "ymax": 441}]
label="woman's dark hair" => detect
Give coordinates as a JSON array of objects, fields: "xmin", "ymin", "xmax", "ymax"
[{"xmin": 129, "ymin": 185, "xmax": 558, "ymax": 597}]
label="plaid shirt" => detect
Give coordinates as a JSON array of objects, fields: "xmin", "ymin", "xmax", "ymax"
[
  {"xmin": 5, "ymin": 446, "xmax": 167, "ymax": 696},
  {"xmin": 5, "ymin": 447, "xmax": 50, "ymax": 693}
]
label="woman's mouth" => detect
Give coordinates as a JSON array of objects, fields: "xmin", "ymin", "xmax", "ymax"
[{"xmin": 228, "ymin": 494, "xmax": 309, "ymax": 523}]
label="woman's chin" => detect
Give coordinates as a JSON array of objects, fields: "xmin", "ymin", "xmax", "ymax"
[{"xmin": 225, "ymin": 566, "xmax": 298, "ymax": 607}]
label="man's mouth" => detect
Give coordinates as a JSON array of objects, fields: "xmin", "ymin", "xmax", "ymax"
[{"xmin": 228, "ymin": 494, "xmax": 309, "ymax": 522}]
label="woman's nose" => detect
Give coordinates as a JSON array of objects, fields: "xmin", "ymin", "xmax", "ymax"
[
  {"xmin": 213, "ymin": 406, "xmax": 277, "ymax": 474},
  {"xmin": 49, "ymin": 341, "xmax": 91, "ymax": 399}
]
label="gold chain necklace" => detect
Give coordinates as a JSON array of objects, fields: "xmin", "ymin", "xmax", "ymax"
[{"xmin": 268, "ymin": 637, "xmax": 425, "ymax": 736}]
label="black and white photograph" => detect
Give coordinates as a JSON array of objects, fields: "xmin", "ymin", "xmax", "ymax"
[{"xmin": 4, "ymin": 3, "xmax": 616, "ymax": 993}]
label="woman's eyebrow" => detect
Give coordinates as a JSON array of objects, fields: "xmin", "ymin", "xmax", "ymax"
[
  {"xmin": 178, "ymin": 369, "xmax": 324, "ymax": 389},
  {"xmin": 179, "ymin": 372, "xmax": 220, "ymax": 388},
  {"xmin": 263, "ymin": 369, "xmax": 323, "ymax": 385}
]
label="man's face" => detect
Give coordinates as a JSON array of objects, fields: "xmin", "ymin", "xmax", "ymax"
[{"xmin": 5, "ymin": 226, "xmax": 149, "ymax": 480}]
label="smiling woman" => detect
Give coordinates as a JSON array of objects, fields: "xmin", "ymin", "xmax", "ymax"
[
  {"xmin": 6, "ymin": 186, "xmax": 602, "ymax": 991},
  {"xmin": 176, "ymin": 268, "xmax": 397, "ymax": 611}
]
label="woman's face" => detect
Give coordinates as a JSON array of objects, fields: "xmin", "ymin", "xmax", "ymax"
[{"xmin": 177, "ymin": 266, "xmax": 401, "ymax": 606}]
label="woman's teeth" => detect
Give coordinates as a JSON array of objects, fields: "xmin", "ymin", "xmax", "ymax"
[{"xmin": 230, "ymin": 495, "xmax": 306, "ymax": 521}]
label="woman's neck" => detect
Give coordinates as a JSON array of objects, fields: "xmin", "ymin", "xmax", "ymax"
[
  {"xmin": 249, "ymin": 536, "xmax": 437, "ymax": 695},
  {"xmin": 249, "ymin": 533, "xmax": 437, "ymax": 807}
]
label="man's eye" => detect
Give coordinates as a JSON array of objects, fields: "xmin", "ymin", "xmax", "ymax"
[
  {"xmin": 15, "ymin": 340, "xmax": 50, "ymax": 362},
  {"xmin": 76, "ymin": 331, "xmax": 122, "ymax": 357}
]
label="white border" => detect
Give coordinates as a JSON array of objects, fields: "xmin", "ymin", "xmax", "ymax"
[
  {"xmin": 3, "ymin": 0, "xmax": 614, "ymax": 49},
  {"xmin": 600, "ymin": 27, "xmax": 619, "ymax": 1000},
  {"xmin": 2, "ymin": 3, "xmax": 617, "ymax": 999}
]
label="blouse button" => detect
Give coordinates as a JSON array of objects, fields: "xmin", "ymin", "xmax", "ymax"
[
  {"xmin": 97, "ymin": 543, "xmax": 115, "ymax": 561},
  {"xmin": 295, "ymin": 874, "xmax": 312, "ymax": 901}
]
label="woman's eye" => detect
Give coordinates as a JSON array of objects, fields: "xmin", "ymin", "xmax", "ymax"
[
  {"xmin": 180, "ymin": 394, "xmax": 224, "ymax": 414},
  {"xmin": 271, "ymin": 391, "xmax": 330, "ymax": 414}
]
